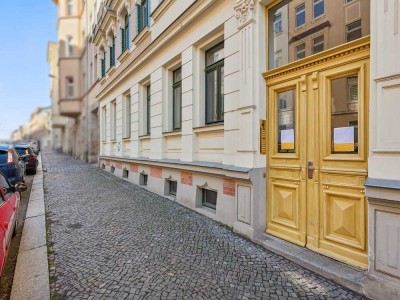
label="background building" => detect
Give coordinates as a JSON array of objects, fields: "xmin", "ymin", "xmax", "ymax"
[
  {"xmin": 11, "ymin": 106, "xmax": 52, "ymax": 148},
  {"xmin": 51, "ymin": 0, "xmax": 99, "ymax": 162}
]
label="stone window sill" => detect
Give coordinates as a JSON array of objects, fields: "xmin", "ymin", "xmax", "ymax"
[
  {"xmin": 132, "ymin": 27, "xmax": 150, "ymax": 46},
  {"xmin": 193, "ymin": 123, "xmax": 224, "ymax": 134},
  {"xmin": 118, "ymin": 49, "xmax": 129, "ymax": 63}
]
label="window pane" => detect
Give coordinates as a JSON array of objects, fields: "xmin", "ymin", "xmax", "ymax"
[
  {"xmin": 173, "ymin": 85, "xmax": 182, "ymax": 129},
  {"xmin": 268, "ymin": 0, "xmax": 370, "ymax": 70},
  {"xmin": 203, "ymin": 189, "xmax": 217, "ymax": 209},
  {"xmin": 206, "ymin": 43, "xmax": 224, "ymax": 66},
  {"xmin": 296, "ymin": 44, "xmax": 306, "ymax": 59},
  {"xmin": 331, "ymin": 75, "xmax": 359, "ymax": 154},
  {"xmin": 296, "ymin": 5, "xmax": 305, "ymax": 27},
  {"xmin": 206, "ymin": 69, "xmax": 218, "ymax": 123},
  {"xmin": 313, "ymin": 35, "xmax": 324, "ymax": 53},
  {"xmin": 173, "ymin": 68, "xmax": 182, "ymax": 83},
  {"xmin": 278, "ymin": 89, "xmax": 296, "ymax": 153},
  {"xmin": 274, "ymin": 13, "xmax": 282, "ymax": 34},
  {"xmin": 346, "ymin": 20, "xmax": 362, "ymax": 42},
  {"xmin": 314, "ymin": 0, "xmax": 324, "ymax": 18}
]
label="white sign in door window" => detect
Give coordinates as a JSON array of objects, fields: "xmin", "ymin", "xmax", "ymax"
[
  {"xmin": 281, "ymin": 129, "xmax": 295, "ymax": 150},
  {"xmin": 333, "ymin": 126, "xmax": 354, "ymax": 152}
]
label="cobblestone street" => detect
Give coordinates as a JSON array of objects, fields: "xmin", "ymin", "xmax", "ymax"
[{"xmin": 43, "ymin": 150, "xmax": 366, "ymax": 300}]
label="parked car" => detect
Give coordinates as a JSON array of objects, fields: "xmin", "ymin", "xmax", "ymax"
[
  {"xmin": 0, "ymin": 171, "xmax": 27, "ymax": 277},
  {"xmin": 14, "ymin": 144, "xmax": 38, "ymax": 175},
  {"xmin": 0, "ymin": 145, "xmax": 28, "ymax": 185},
  {"xmin": 28, "ymin": 141, "xmax": 39, "ymax": 155}
]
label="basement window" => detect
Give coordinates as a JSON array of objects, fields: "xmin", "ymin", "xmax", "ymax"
[
  {"xmin": 168, "ymin": 180, "xmax": 177, "ymax": 196},
  {"xmin": 140, "ymin": 173, "xmax": 148, "ymax": 186},
  {"xmin": 111, "ymin": 165, "xmax": 115, "ymax": 174},
  {"xmin": 123, "ymin": 169, "xmax": 129, "ymax": 178},
  {"xmin": 202, "ymin": 189, "xmax": 217, "ymax": 210},
  {"xmin": 101, "ymin": 163, "xmax": 105, "ymax": 170}
]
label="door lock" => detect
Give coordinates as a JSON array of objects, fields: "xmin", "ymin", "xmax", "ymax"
[{"xmin": 307, "ymin": 161, "xmax": 314, "ymax": 179}]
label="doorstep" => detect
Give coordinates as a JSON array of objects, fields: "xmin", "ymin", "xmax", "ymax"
[{"xmin": 253, "ymin": 233, "xmax": 365, "ymax": 295}]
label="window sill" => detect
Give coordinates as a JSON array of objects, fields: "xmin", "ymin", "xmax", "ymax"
[
  {"xmin": 163, "ymin": 130, "xmax": 182, "ymax": 137},
  {"xmin": 295, "ymin": 24, "xmax": 306, "ymax": 31},
  {"xmin": 107, "ymin": 66, "xmax": 116, "ymax": 76},
  {"xmin": 311, "ymin": 14, "xmax": 325, "ymax": 24},
  {"xmin": 122, "ymin": 136, "xmax": 131, "ymax": 140},
  {"xmin": 118, "ymin": 48, "xmax": 129, "ymax": 63},
  {"xmin": 193, "ymin": 123, "xmax": 224, "ymax": 134},
  {"xmin": 195, "ymin": 206, "xmax": 216, "ymax": 220},
  {"xmin": 100, "ymin": 77, "xmax": 106, "ymax": 85},
  {"xmin": 139, "ymin": 134, "xmax": 151, "ymax": 140},
  {"xmin": 132, "ymin": 26, "xmax": 150, "ymax": 46}
]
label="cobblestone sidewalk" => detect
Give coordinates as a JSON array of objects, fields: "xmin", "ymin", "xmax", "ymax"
[{"xmin": 43, "ymin": 150, "xmax": 366, "ymax": 300}]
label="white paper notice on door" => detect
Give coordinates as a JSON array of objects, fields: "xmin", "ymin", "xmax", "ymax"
[
  {"xmin": 334, "ymin": 126, "xmax": 354, "ymax": 152},
  {"xmin": 281, "ymin": 129, "xmax": 295, "ymax": 150}
]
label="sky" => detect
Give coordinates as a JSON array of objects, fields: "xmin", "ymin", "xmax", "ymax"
[{"xmin": 0, "ymin": 1, "xmax": 57, "ymax": 140}]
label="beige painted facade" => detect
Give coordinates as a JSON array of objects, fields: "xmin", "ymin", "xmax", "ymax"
[
  {"xmin": 92, "ymin": 0, "xmax": 267, "ymax": 238},
  {"xmin": 364, "ymin": 0, "xmax": 400, "ymax": 298},
  {"xmin": 51, "ymin": 0, "xmax": 100, "ymax": 162}
]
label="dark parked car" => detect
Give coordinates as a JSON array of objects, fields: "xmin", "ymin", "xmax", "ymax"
[
  {"xmin": 0, "ymin": 145, "xmax": 27, "ymax": 185},
  {"xmin": 14, "ymin": 144, "xmax": 38, "ymax": 174}
]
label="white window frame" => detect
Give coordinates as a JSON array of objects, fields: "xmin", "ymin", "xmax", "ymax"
[
  {"xmin": 313, "ymin": 0, "xmax": 324, "ymax": 19},
  {"xmin": 312, "ymin": 35, "xmax": 324, "ymax": 54},
  {"xmin": 346, "ymin": 19, "xmax": 362, "ymax": 42},
  {"xmin": 66, "ymin": 36, "xmax": 73, "ymax": 57},
  {"xmin": 66, "ymin": 77, "xmax": 74, "ymax": 98},
  {"xmin": 295, "ymin": 4, "xmax": 306, "ymax": 28},
  {"xmin": 274, "ymin": 13, "xmax": 282, "ymax": 34},
  {"xmin": 68, "ymin": 0, "xmax": 73, "ymax": 16},
  {"xmin": 296, "ymin": 43, "xmax": 306, "ymax": 60}
]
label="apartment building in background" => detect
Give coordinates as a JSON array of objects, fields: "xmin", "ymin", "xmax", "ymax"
[
  {"xmin": 50, "ymin": 0, "xmax": 400, "ymax": 297},
  {"xmin": 48, "ymin": 41, "xmax": 73, "ymax": 152},
  {"xmin": 51, "ymin": 0, "xmax": 99, "ymax": 162},
  {"xmin": 11, "ymin": 106, "xmax": 52, "ymax": 148}
]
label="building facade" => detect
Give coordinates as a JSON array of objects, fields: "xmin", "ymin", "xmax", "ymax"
[
  {"xmin": 364, "ymin": 0, "xmax": 400, "ymax": 298},
  {"xmin": 94, "ymin": 0, "xmax": 267, "ymax": 239},
  {"xmin": 51, "ymin": 0, "xmax": 400, "ymax": 297}
]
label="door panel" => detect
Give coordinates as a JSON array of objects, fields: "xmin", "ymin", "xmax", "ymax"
[
  {"xmin": 315, "ymin": 61, "xmax": 369, "ymax": 268},
  {"xmin": 267, "ymin": 79, "xmax": 307, "ymax": 247}
]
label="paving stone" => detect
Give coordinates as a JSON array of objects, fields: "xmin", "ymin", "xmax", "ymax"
[{"xmin": 43, "ymin": 150, "xmax": 366, "ymax": 300}]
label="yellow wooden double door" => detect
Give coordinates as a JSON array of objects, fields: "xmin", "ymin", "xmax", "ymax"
[{"xmin": 266, "ymin": 40, "xmax": 370, "ymax": 269}]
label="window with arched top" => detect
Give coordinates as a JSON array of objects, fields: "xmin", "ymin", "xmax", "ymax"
[
  {"xmin": 121, "ymin": 13, "xmax": 130, "ymax": 52},
  {"xmin": 136, "ymin": 0, "xmax": 149, "ymax": 34}
]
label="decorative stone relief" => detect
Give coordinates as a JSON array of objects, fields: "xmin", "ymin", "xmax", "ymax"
[{"xmin": 234, "ymin": 0, "xmax": 255, "ymax": 29}]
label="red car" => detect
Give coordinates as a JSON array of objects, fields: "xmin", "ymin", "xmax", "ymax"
[{"xmin": 0, "ymin": 171, "xmax": 26, "ymax": 277}]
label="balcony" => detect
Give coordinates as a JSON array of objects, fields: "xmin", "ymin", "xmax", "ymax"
[
  {"xmin": 52, "ymin": 115, "xmax": 67, "ymax": 129},
  {"xmin": 59, "ymin": 98, "xmax": 81, "ymax": 117}
]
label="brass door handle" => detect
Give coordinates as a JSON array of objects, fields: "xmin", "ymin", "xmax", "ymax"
[{"xmin": 307, "ymin": 161, "xmax": 314, "ymax": 179}]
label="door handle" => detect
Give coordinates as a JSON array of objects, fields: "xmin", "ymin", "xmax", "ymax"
[{"xmin": 307, "ymin": 161, "xmax": 314, "ymax": 179}]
